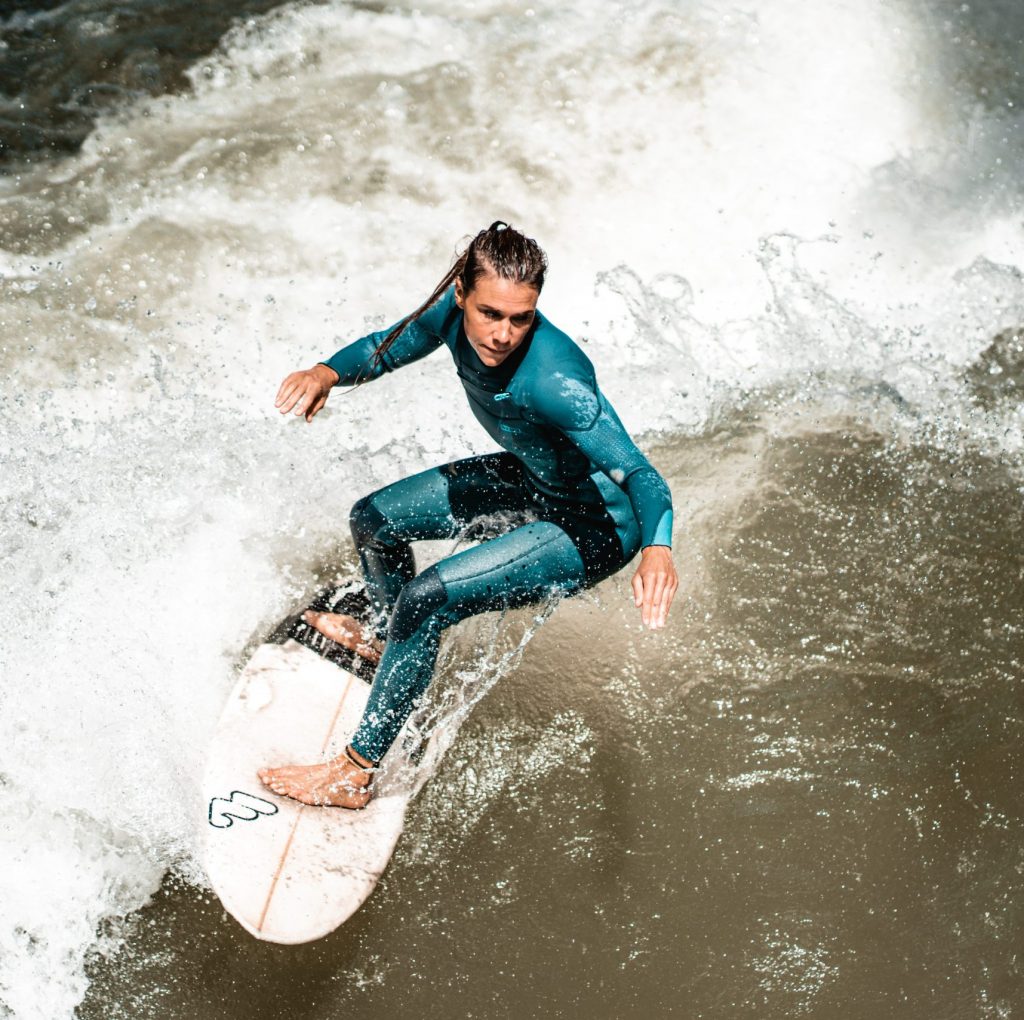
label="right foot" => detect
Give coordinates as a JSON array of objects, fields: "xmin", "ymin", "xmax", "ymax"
[
  {"xmin": 304, "ymin": 610, "xmax": 384, "ymax": 664},
  {"xmin": 258, "ymin": 747, "xmax": 375, "ymax": 809}
]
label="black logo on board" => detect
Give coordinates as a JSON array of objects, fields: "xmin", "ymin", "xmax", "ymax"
[{"xmin": 208, "ymin": 790, "xmax": 280, "ymax": 829}]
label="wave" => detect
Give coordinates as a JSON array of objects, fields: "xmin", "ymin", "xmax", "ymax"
[{"xmin": 1, "ymin": 0, "xmax": 1022, "ymax": 1015}]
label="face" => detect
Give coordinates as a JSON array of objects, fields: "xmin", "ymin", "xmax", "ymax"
[{"xmin": 455, "ymin": 272, "xmax": 539, "ymax": 368}]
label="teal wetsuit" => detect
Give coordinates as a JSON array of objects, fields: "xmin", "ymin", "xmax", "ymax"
[{"xmin": 321, "ymin": 287, "xmax": 673, "ymax": 761}]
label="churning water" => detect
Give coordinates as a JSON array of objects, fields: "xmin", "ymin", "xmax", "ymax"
[{"xmin": 1, "ymin": 0, "xmax": 1022, "ymax": 1016}]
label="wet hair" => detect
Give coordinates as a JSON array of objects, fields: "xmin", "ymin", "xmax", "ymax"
[{"xmin": 372, "ymin": 221, "xmax": 548, "ymax": 368}]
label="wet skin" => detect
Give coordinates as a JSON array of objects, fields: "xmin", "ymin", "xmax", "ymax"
[{"xmin": 257, "ymin": 619, "xmax": 378, "ymax": 809}]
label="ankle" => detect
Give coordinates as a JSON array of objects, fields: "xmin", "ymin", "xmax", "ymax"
[{"xmin": 345, "ymin": 744, "xmax": 377, "ymax": 771}]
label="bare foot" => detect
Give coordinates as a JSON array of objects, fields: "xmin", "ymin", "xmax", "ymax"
[
  {"xmin": 304, "ymin": 610, "xmax": 384, "ymax": 664},
  {"xmin": 258, "ymin": 748, "xmax": 375, "ymax": 809}
]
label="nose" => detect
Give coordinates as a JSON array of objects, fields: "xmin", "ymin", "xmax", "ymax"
[{"xmin": 493, "ymin": 319, "xmax": 511, "ymax": 345}]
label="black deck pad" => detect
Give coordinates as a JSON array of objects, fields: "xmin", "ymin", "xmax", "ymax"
[{"xmin": 268, "ymin": 583, "xmax": 378, "ymax": 683}]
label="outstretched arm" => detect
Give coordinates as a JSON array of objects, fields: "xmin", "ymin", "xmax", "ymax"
[
  {"xmin": 276, "ymin": 292, "xmax": 453, "ymax": 422},
  {"xmin": 576, "ymin": 417, "xmax": 678, "ymax": 629},
  {"xmin": 532, "ymin": 374, "xmax": 678, "ymax": 627}
]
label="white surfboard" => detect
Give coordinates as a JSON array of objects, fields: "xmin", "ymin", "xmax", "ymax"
[{"xmin": 202, "ymin": 588, "xmax": 422, "ymax": 944}]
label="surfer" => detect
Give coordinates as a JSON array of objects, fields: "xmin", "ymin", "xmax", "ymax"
[{"xmin": 258, "ymin": 223, "xmax": 677, "ymax": 808}]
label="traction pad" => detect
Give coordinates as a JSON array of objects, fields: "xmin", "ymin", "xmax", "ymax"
[{"xmin": 269, "ymin": 583, "xmax": 379, "ymax": 683}]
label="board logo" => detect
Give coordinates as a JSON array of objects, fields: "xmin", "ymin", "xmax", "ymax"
[{"xmin": 208, "ymin": 790, "xmax": 280, "ymax": 829}]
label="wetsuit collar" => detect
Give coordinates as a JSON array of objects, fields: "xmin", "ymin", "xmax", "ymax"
[{"xmin": 456, "ymin": 315, "xmax": 538, "ymax": 390}]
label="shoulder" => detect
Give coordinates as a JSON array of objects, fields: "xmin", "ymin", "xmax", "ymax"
[
  {"xmin": 415, "ymin": 286, "xmax": 461, "ymax": 341},
  {"xmin": 514, "ymin": 314, "xmax": 600, "ymax": 430}
]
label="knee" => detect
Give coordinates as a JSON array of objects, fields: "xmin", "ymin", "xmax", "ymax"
[
  {"xmin": 349, "ymin": 494, "xmax": 390, "ymax": 547},
  {"xmin": 389, "ymin": 566, "xmax": 449, "ymax": 643}
]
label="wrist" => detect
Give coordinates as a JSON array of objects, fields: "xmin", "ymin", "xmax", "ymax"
[{"xmin": 313, "ymin": 362, "xmax": 340, "ymax": 387}]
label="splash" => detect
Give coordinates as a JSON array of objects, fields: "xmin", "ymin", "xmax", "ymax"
[{"xmin": 1, "ymin": 0, "xmax": 1022, "ymax": 1015}]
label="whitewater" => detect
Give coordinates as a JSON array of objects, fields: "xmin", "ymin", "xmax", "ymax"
[{"xmin": 0, "ymin": 0, "xmax": 1022, "ymax": 1016}]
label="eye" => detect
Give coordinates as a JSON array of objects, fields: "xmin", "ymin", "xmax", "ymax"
[
  {"xmin": 512, "ymin": 313, "xmax": 534, "ymax": 327},
  {"xmin": 484, "ymin": 309, "xmax": 501, "ymax": 320}
]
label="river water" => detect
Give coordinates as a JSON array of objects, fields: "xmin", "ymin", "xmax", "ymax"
[{"xmin": 1, "ymin": 0, "xmax": 1022, "ymax": 1017}]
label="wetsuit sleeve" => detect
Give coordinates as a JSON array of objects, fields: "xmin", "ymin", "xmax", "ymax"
[
  {"xmin": 531, "ymin": 374, "xmax": 674, "ymax": 548},
  {"xmin": 319, "ymin": 291, "xmax": 451, "ymax": 385}
]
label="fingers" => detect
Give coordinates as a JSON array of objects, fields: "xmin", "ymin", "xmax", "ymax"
[
  {"xmin": 632, "ymin": 560, "xmax": 680, "ymax": 629},
  {"xmin": 291, "ymin": 385, "xmax": 314, "ymax": 418},
  {"xmin": 276, "ymin": 371, "xmax": 327, "ymax": 419},
  {"xmin": 275, "ymin": 373, "xmax": 307, "ymax": 414},
  {"xmin": 656, "ymin": 574, "xmax": 679, "ymax": 628},
  {"xmin": 305, "ymin": 391, "xmax": 328, "ymax": 422},
  {"xmin": 643, "ymin": 573, "xmax": 665, "ymax": 628}
]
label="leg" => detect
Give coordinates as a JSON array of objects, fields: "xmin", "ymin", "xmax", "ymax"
[
  {"xmin": 261, "ymin": 455, "xmax": 534, "ymax": 807},
  {"xmin": 302, "ymin": 466, "xmax": 462, "ymax": 663},
  {"xmin": 348, "ymin": 466, "xmax": 455, "ymax": 633},
  {"xmin": 349, "ymin": 519, "xmax": 593, "ymax": 763},
  {"xmin": 311, "ymin": 453, "xmax": 532, "ymax": 648},
  {"xmin": 352, "ymin": 452, "xmax": 533, "ymax": 633}
]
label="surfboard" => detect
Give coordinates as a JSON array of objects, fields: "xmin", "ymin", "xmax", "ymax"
[{"xmin": 201, "ymin": 584, "xmax": 424, "ymax": 944}]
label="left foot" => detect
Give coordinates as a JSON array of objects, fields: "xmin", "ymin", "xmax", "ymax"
[
  {"xmin": 258, "ymin": 748, "xmax": 375, "ymax": 809},
  {"xmin": 303, "ymin": 610, "xmax": 384, "ymax": 664}
]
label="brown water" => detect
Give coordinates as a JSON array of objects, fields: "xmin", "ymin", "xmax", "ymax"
[
  {"xmin": 78, "ymin": 414, "xmax": 1024, "ymax": 1019},
  {"xmin": 3, "ymin": 0, "xmax": 1023, "ymax": 1014}
]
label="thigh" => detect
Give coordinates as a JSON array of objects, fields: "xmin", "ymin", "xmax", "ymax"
[
  {"xmin": 438, "ymin": 452, "xmax": 532, "ymax": 526},
  {"xmin": 433, "ymin": 519, "xmax": 588, "ymax": 625},
  {"xmin": 366, "ymin": 453, "xmax": 532, "ymax": 543}
]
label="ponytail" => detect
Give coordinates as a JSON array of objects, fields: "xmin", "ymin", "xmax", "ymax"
[{"xmin": 371, "ymin": 251, "xmax": 469, "ymax": 370}]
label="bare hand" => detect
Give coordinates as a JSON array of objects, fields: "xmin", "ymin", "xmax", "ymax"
[
  {"xmin": 275, "ymin": 364, "xmax": 339, "ymax": 422},
  {"xmin": 631, "ymin": 545, "xmax": 678, "ymax": 629}
]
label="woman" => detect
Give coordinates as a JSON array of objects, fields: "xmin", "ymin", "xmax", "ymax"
[{"xmin": 259, "ymin": 223, "xmax": 678, "ymax": 809}]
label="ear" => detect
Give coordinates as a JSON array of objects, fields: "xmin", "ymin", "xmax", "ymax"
[{"xmin": 454, "ymin": 277, "xmax": 465, "ymax": 308}]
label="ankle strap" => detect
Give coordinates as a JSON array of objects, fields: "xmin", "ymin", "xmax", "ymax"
[{"xmin": 345, "ymin": 745, "xmax": 377, "ymax": 771}]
